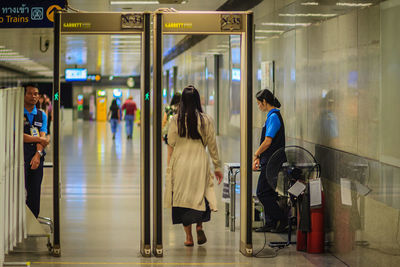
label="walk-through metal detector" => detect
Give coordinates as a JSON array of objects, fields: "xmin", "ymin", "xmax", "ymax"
[
  {"xmin": 53, "ymin": 11, "xmax": 152, "ymax": 257},
  {"xmin": 153, "ymin": 11, "xmax": 254, "ymax": 257}
]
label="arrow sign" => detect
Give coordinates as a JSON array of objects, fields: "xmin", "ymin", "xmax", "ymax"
[
  {"xmin": 48, "ymin": 7, "xmax": 59, "ymax": 14},
  {"xmin": 46, "ymin": 4, "xmax": 63, "ymax": 23}
]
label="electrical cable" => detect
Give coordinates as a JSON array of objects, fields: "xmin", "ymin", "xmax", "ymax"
[
  {"xmin": 331, "ymin": 253, "xmax": 351, "ymax": 267},
  {"xmin": 252, "ymin": 224, "xmax": 279, "ymax": 258}
]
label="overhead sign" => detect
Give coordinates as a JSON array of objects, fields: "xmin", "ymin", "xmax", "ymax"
[
  {"xmin": 162, "ymin": 12, "xmax": 246, "ymax": 34},
  {"xmin": 65, "ymin": 68, "xmax": 87, "ymax": 82},
  {"xmin": 121, "ymin": 13, "xmax": 143, "ymax": 29},
  {"xmin": 0, "ymin": 0, "xmax": 66, "ymax": 28},
  {"xmin": 61, "ymin": 13, "xmax": 145, "ymax": 34}
]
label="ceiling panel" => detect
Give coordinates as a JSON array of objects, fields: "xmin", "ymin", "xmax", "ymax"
[
  {"xmin": 0, "ymin": 0, "xmax": 226, "ymax": 78},
  {"xmin": 1, "ymin": 0, "xmax": 384, "ymax": 78}
]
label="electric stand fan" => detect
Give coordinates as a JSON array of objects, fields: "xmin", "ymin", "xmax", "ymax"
[{"xmin": 265, "ymin": 145, "xmax": 320, "ymax": 248}]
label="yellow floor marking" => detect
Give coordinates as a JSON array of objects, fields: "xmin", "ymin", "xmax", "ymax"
[{"xmin": 32, "ymin": 263, "xmax": 244, "ymax": 266}]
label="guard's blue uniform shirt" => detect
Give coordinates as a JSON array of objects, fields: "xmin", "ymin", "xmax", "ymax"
[
  {"xmin": 24, "ymin": 106, "xmax": 48, "ymax": 134},
  {"xmin": 265, "ymin": 108, "xmax": 281, "ymax": 138}
]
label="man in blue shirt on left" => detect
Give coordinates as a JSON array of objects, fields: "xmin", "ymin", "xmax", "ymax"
[{"xmin": 23, "ymin": 84, "xmax": 49, "ymax": 218}]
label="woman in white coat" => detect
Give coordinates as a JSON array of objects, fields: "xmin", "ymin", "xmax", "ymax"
[{"xmin": 165, "ymin": 85, "xmax": 223, "ymax": 247}]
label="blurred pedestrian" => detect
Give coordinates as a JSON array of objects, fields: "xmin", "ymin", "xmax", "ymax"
[
  {"xmin": 44, "ymin": 94, "xmax": 52, "ymax": 136},
  {"xmin": 162, "ymin": 92, "xmax": 181, "ymax": 144},
  {"xmin": 108, "ymin": 99, "xmax": 121, "ymax": 140},
  {"xmin": 121, "ymin": 96, "xmax": 137, "ymax": 139}
]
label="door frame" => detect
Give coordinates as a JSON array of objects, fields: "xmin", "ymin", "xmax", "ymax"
[
  {"xmin": 53, "ymin": 11, "xmax": 152, "ymax": 257},
  {"xmin": 152, "ymin": 11, "xmax": 254, "ymax": 257}
]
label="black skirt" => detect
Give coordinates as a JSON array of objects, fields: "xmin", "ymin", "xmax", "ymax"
[{"xmin": 172, "ymin": 198, "xmax": 211, "ymax": 226}]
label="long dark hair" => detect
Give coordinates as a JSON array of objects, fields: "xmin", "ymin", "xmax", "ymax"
[
  {"xmin": 256, "ymin": 89, "xmax": 281, "ymax": 108},
  {"xmin": 110, "ymin": 99, "xmax": 119, "ymax": 109},
  {"xmin": 177, "ymin": 85, "xmax": 203, "ymax": 140},
  {"xmin": 170, "ymin": 92, "xmax": 181, "ymax": 106}
]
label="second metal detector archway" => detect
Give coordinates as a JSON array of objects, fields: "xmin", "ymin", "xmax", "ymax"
[
  {"xmin": 153, "ymin": 11, "xmax": 254, "ymax": 257},
  {"xmin": 53, "ymin": 11, "xmax": 152, "ymax": 257}
]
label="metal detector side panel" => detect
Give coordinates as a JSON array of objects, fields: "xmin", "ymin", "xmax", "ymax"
[
  {"xmin": 61, "ymin": 12, "xmax": 144, "ymax": 34},
  {"xmin": 162, "ymin": 12, "xmax": 245, "ymax": 34}
]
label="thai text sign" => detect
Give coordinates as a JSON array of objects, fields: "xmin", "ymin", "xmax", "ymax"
[{"xmin": 0, "ymin": 0, "xmax": 66, "ymax": 28}]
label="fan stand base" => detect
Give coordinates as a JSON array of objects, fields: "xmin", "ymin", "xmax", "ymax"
[
  {"xmin": 268, "ymin": 216, "xmax": 296, "ymax": 248},
  {"xmin": 269, "ymin": 241, "xmax": 296, "ymax": 248}
]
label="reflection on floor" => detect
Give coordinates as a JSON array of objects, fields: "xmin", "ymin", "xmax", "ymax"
[{"xmin": 5, "ymin": 121, "xmax": 345, "ymax": 266}]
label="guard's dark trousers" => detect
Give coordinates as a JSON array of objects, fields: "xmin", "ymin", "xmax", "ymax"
[
  {"xmin": 256, "ymin": 166, "xmax": 285, "ymax": 223},
  {"xmin": 24, "ymin": 159, "xmax": 44, "ymax": 218}
]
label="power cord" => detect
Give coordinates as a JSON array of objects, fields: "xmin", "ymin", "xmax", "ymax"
[{"xmin": 252, "ymin": 219, "xmax": 280, "ymax": 258}]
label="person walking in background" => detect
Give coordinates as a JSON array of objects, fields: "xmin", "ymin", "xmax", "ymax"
[
  {"xmin": 107, "ymin": 99, "xmax": 120, "ymax": 140},
  {"xmin": 165, "ymin": 85, "xmax": 223, "ymax": 247},
  {"xmin": 162, "ymin": 92, "xmax": 181, "ymax": 144},
  {"xmin": 44, "ymin": 94, "xmax": 52, "ymax": 137},
  {"xmin": 121, "ymin": 96, "xmax": 137, "ymax": 139},
  {"xmin": 36, "ymin": 94, "xmax": 48, "ymax": 116},
  {"xmin": 23, "ymin": 84, "xmax": 49, "ymax": 218},
  {"xmin": 252, "ymin": 89, "xmax": 287, "ymax": 233},
  {"xmin": 36, "ymin": 94, "xmax": 52, "ymax": 138}
]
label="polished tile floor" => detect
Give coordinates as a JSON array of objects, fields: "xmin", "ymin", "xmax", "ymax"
[{"xmin": 6, "ymin": 121, "xmax": 346, "ymax": 266}]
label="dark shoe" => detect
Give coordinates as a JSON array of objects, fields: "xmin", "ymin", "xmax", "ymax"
[
  {"xmin": 271, "ymin": 219, "xmax": 288, "ymax": 233},
  {"xmin": 197, "ymin": 229, "xmax": 207, "ymax": 245},
  {"xmin": 184, "ymin": 241, "xmax": 194, "ymax": 247},
  {"xmin": 255, "ymin": 223, "xmax": 276, "ymax": 232}
]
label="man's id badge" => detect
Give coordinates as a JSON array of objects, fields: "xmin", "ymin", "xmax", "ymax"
[{"xmin": 30, "ymin": 127, "xmax": 39, "ymax": 137}]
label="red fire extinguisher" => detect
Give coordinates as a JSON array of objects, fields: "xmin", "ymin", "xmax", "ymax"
[{"xmin": 307, "ymin": 191, "xmax": 325, "ymax": 253}]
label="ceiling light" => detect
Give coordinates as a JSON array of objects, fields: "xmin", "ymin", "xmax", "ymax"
[
  {"xmin": 112, "ymin": 45, "xmax": 141, "ymax": 48},
  {"xmin": 255, "ymin": 30, "xmax": 284, "ymax": 34},
  {"xmin": 111, "ymin": 35, "xmax": 141, "ymax": 39},
  {"xmin": 0, "ymin": 58, "xmax": 28, "ymax": 61},
  {"xmin": 261, "ymin": 22, "xmax": 311, "ymax": 27},
  {"xmin": 336, "ymin": 2, "xmax": 373, "ymax": 7},
  {"xmin": 255, "ymin": 36, "xmax": 267, "ymax": 40},
  {"xmin": 112, "ymin": 52, "xmax": 141, "ymax": 54},
  {"xmin": 112, "ymin": 41, "xmax": 141, "ymax": 44},
  {"xmin": 301, "ymin": 2, "xmax": 319, "ymax": 5},
  {"xmin": 0, "ymin": 52, "xmax": 20, "ymax": 56},
  {"xmin": 36, "ymin": 71, "xmax": 53, "ymax": 77},
  {"xmin": 25, "ymin": 66, "xmax": 49, "ymax": 71},
  {"xmin": 279, "ymin": 13, "xmax": 337, "ymax": 17},
  {"xmin": 113, "ymin": 51, "xmax": 141, "ymax": 53},
  {"xmin": 110, "ymin": 1, "xmax": 159, "ymax": 5},
  {"xmin": 0, "ymin": 56, "xmax": 25, "ymax": 60}
]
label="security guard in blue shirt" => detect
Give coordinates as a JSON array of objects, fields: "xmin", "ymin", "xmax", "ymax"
[
  {"xmin": 253, "ymin": 89, "xmax": 287, "ymax": 233},
  {"xmin": 23, "ymin": 84, "xmax": 49, "ymax": 218}
]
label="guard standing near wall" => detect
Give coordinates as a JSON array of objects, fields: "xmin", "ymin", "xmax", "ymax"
[{"xmin": 23, "ymin": 84, "xmax": 49, "ymax": 218}]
